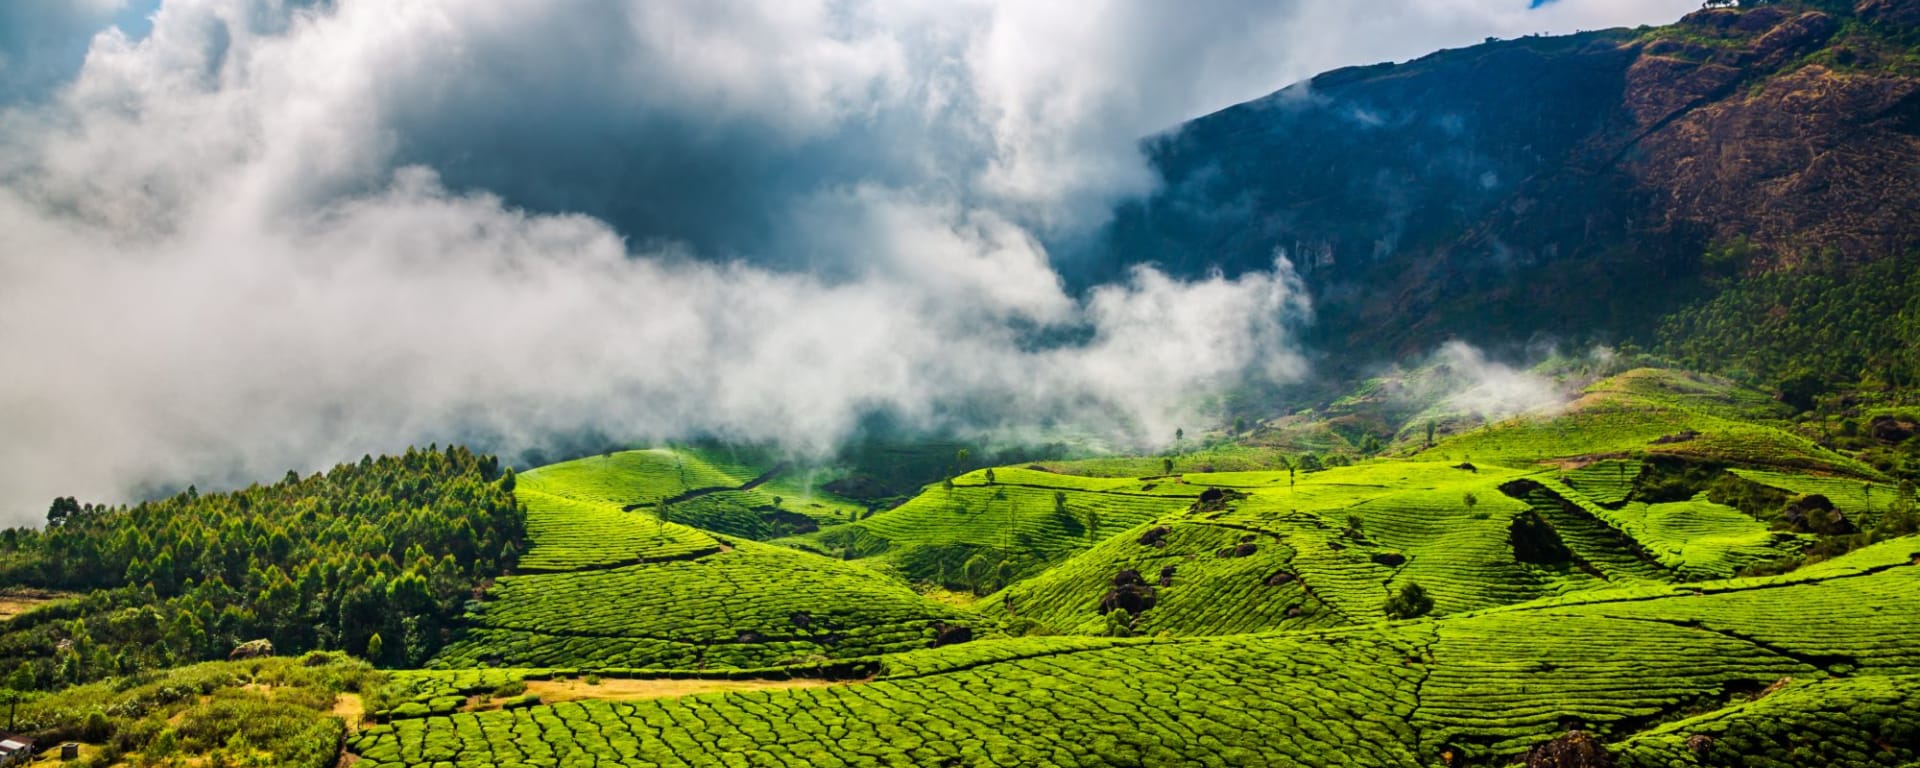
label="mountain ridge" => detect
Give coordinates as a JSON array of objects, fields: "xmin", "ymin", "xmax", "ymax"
[{"xmin": 1092, "ymin": 0, "xmax": 1920, "ymax": 370}]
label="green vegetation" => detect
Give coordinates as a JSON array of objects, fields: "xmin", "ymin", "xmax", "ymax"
[
  {"xmin": 433, "ymin": 448, "xmax": 968, "ymax": 672},
  {"xmin": 12, "ymin": 652, "xmax": 378, "ymax": 768},
  {"xmin": 794, "ymin": 468, "xmax": 1198, "ymax": 591},
  {"xmin": 8, "ymin": 373, "xmax": 1920, "ymax": 767},
  {"xmin": 433, "ymin": 539, "xmax": 966, "ymax": 670},
  {"xmin": 1657, "ymin": 252, "xmax": 1920, "ymax": 404},
  {"xmin": 344, "ymin": 539, "xmax": 1920, "ymax": 766},
  {"xmin": 0, "ymin": 447, "xmax": 522, "ymax": 685}
]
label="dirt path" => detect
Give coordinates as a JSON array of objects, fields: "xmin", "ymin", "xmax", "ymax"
[
  {"xmin": 0, "ymin": 588, "xmax": 73, "ymax": 620},
  {"xmin": 332, "ymin": 693, "xmax": 366, "ymax": 729},
  {"xmin": 523, "ymin": 677, "xmax": 835, "ymax": 705}
]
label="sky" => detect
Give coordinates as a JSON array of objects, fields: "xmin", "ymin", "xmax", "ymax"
[{"xmin": 0, "ymin": 0, "xmax": 1697, "ymax": 524}]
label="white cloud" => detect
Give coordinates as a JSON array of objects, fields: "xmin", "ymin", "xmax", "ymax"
[{"xmin": 0, "ymin": 0, "xmax": 1694, "ymax": 522}]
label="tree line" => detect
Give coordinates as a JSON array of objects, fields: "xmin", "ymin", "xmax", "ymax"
[{"xmin": 0, "ymin": 445, "xmax": 525, "ymax": 690}]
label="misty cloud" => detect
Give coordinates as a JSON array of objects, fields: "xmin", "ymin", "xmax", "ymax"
[
  {"xmin": 1432, "ymin": 341, "xmax": 1571, "ymax": 423},
  {"xmin": 0, "ymin": 0, "xmax": 1694, "ymax": 523}
]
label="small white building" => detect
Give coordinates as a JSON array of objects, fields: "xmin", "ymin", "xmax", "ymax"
[{"xmin": 0, "ymin": 735, "xmax": 33, "ymax": 766}]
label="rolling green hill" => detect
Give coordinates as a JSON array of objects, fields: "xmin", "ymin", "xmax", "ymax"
[
  {"xmin": 345, "ymin": 538, "xmax": 1920, "ymax": 767},
  {"xmin": 7, "ymin": 363, "xmax": 1917, "ymax": 767}
]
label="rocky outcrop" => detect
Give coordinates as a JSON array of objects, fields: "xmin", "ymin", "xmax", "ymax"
[{"xmin": 1095, "ymin": 3, "xmax": 1920, "ymax": 361}]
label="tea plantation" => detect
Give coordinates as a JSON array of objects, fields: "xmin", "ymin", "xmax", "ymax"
[
  {"xmin": 12, "ymin": 371, "xmax": 1920, "ymax": 767},
  {"xmin": 347, "ymin": 540, "xmax": 1920, "ymax": 767}
]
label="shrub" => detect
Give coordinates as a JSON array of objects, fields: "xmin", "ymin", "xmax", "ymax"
[
  {"xmin": 490, "ymin": 680, "xmax": 528, "ymax": 698},
  {"xmin": 1384, "ymin": 583, "xmax": 1433, "ymax": 620}
]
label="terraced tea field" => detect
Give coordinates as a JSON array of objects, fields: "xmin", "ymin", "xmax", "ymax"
[
  {"xmin": 436, "ymin": 539, "xmax": 967, "ymax": 670},
  {"xmin": 515, "ymin": 489, "xmax": 722, "ymax": 572},
  {"xmin": 791, "ymin": 468, "xmax": 1201, "ymax": 583},
  {"xmin": 383, "ymin": 369, "xmax": 1920, "ymax": 766},
  {"xmin": 349, "ymin": 537, "xmax": 1920, "ymax": 767}
]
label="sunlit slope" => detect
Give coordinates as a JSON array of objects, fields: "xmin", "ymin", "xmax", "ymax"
[
  {"xmin": 1612, "ymin": 674, "xmax": 1920, "ymax": 768},
  {"xmin": 350, "ymin": 536, "xmax": 1920, "ymax": 768},
  {"xmin": 440, "ymin": 450, "xmax": 967, "ymax": 671},
  {"xmin": 1421, "ymin": 369, "xmax": 1877, "ymax": 476},
  {"xmin": 436, "ymin": 539, "xmax": 968, "ymax": 670},
  {"xmin": 988, "ymin": 460, "xmax": 1810, "ymax": 636},
  {"xmin": 792, "ymin": 467, "xmax": 1201, "ymax": 585},
  {"xmin": 521, "ymin": 448, "xmax": 866, "ymax": 539}
]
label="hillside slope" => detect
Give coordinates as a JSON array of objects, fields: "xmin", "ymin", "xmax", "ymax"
[
  {"xmin": 348, "ymin": 537, "xmax": 1920, "ymax": 767},
  {"xmin": 1092, "ymin": 0, "xmax": 1920, "ymax": 364}
]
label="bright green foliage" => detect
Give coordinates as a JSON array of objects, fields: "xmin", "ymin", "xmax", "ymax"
[
  {"xmin": 1613, "ymin": 675, "xmax": 1920, "ymax": 768},
  {"xmin": 1605, "ymin": 494, "xmax": 1809, "ymax": 579},
  {"xmin": 0, "ymin": 447, "xmax": 522, "ymax": 686},
  {"xmin": 521, "ymin": 448, "xmax": 865, "ymax": 541},
  {"xmin": 516, "ymin": 488, "xmax": 720, "ymax": 572},
  {"xmin": 995, "ymin": 520, "xmax": 1342, "ymax": 636},
  {"xmin": 370, "ymin": 668, "xmax": 543, "ymax": 718},
  {"xmin": 1026, "ymin": 445, "xmax": 1301, "ymax": 477},
  {"xmin": 799, "ymin": 471, "xmax": 1196, "ymax": 586},
  {"xmin": 1521, "ymin": 479, "xmax": 1809, "ymax": 581},
  {"xmin": 433, "ymin": 540, "xmax": 965, "ymax": 670},
  {"xmin": 1730, "ymin": 468, "xmax": 1898, "ymax": 525},
  {"xmin": 345, "ymin": 544, "xmax": 1920, "ymax": 766},
  {"xmin": 518, "ymin": 449, "xmax": 756, "ymax": 508},
  {"xmin": 1564, "ymin": 459, "xmax": 1643, "ymax": 505},
  {"xmin": 16, "ymin": 652, "xmax": 375, "ymax": 768},
  {"xmin": 1423, "ymin": 370, "xmax": 1874, "ymax": 476}
]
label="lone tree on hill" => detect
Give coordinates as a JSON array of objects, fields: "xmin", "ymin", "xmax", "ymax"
[
  {"xmin": 984, "ymin": 468, "xmax": 996, "ymax": 485},
  {"xmin": 1162, "ymin": 457, "xmax": 1175, "ymax": 476},
  {"xmin": 5, "ymin": 662, "xmax": 31, "ymax": 731},
  {"xmin": 1385, "ymin": 582, "xmax": 1434, "ymax": 620}
]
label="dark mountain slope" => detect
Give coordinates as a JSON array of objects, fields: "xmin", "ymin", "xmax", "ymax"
[{"xmin": 1094, "ymin": 1, "xmax": 1920, "ymax": 363}]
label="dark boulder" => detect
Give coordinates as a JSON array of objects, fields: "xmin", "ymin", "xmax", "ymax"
[
  {"xmin": 1371, "ymin": 552, "xmax": 1407, "ymax": 567},
  {"xmin": 1098, "ymin": 569, "xmax": 1158, "ymax": 615},
  {"xmin": 1783, "ymin": 494, "xmax": 1855, "ymax": 535},
  {"xmin": 1190, "ymin": 487, "xmax": 1248, "ymax": 514},
  {"xmin": 229, "ymin": 639, "xmax": 274, "ymax": 661},
  {"xmin": 1137, "ymin": 526, "xmax": 1171, "ymax": 547},
  {"xmin": 1870, "ymin": 415, "xmax": 1915, "ymax": 443},
  {"xmin": 929, "ymin": 622, "xmax": 973, "ymax": 648},
  {"xmin": 1523, "ymin": 731, "xmax": 1615, "ymax": 768},
  {"xmin": 1157, "ymin": 565, "xmax": 1176, "ymax": 587},
  {"xmin": 1651, "ymin": 430, "xmax": 1701, "ymax": 445},
  {"xmin": 1265, "ymin": 571, "xmax": 1296, "ymax": 586}
]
